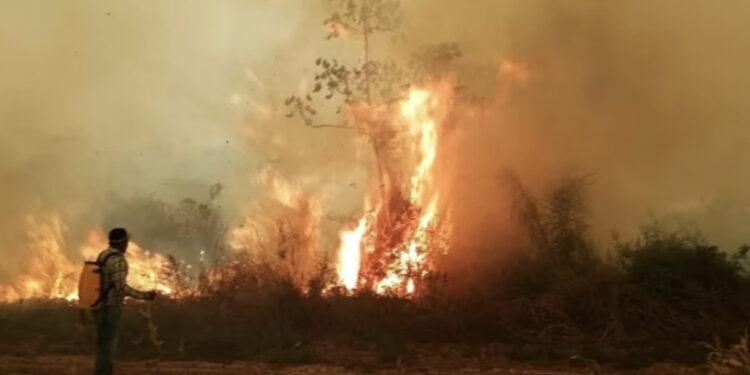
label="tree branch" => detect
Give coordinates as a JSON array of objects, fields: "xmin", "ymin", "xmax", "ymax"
[
  {"xmin": 289, "ymin": 98, "xmax": 356, "ymax": 130},
  {"xmin": 305, "ymin": 123, "xmax": 355, "ymax": 130}
]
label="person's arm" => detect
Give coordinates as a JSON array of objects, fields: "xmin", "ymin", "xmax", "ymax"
[{"xmin": 108, "ymin": 255, "xmax": 153, "ymax": 300}]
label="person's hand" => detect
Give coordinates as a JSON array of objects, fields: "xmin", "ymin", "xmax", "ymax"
[{"xmin": 145, "ymin": 290, "xmax": 157, "ymax": 301}]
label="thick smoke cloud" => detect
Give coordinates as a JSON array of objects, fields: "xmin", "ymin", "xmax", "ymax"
[
  {"xmin": 403, "ymin": 0, "xmax": 750, "ymax": 252},
  {"xmin": 0, "ymin": 0, "xmax": 325, "ymax": 279},
  {"xmin": 1, "ymin": 1, "xmax": 749, "ymax": 283}
]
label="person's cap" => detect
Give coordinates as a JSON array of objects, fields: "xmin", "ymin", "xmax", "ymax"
[{"xmin": 108, "ymin": 228, "xmax": 130, "ymax": 244}]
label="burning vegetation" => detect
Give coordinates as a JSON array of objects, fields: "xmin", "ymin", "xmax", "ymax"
[
  {"xmin": 1, "ymin": 0, "xmax": 750, "ymax": 371},
  {"xmin": 0, "ymin": 214, "xmax": 181, "ymax": 303},
  {"xmin": 0, "ymin": 79, "xmax": 456, "ymax": 303},
  {"xmin": 335, "ymin": 83, "xmax": 453, "ymax": 295}
]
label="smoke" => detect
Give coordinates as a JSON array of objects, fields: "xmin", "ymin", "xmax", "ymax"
[
  {"xmin": 0, "ymin": 0, "xmax": 328, "ymax": 279},
  {"xmin": 2, "ymin": 0, "xmax": 749, "ymax": 284},
  {"xmin": 402, "ymin": 0, "xmax": 750, "ymax": 252}
]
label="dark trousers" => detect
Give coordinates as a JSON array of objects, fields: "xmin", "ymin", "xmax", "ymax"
[{"xmin": 93, "ymin": 306, "xmax": 122, "ymax": 375}]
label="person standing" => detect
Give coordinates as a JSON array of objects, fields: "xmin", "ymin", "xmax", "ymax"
[{"xmin": 93, "ymin": 228, "xmax": 156, "ymax": 375}]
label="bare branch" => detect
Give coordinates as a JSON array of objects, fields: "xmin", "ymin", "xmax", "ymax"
[
  {"xmin": 287, "ymin": 96, "xmax": 357, "ymax": 130},
  {"xmin": 305, "ymin": 123, "xmax": 355, "ymax": 130}
]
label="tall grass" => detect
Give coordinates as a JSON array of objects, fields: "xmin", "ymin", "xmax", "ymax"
[
  {"xmin": 0, "ymin": 178, "xmax": 747, "ymax": 368},
  {"xmin": 706, "ymin": 334, "xmax": 750, "ymax": 374}
]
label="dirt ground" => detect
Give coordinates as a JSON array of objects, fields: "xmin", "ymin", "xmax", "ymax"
[{"xmin": 0, "ymin": 356, "xmax": 701, "ymax": 375}]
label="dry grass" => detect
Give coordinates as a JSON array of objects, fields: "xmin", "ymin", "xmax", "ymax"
[
  {"xmin": 1, "ymin": 183, "xmax": 748, "ymax": 370},
  {"xmin": 706, "ymin": 334, "xmax": 750, "ymax": 375},
  {"xmin": 0, "ymin": 355, "xmax": 699, "ymax": 375}
]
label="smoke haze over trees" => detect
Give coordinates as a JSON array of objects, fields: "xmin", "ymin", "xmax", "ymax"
[{"xmin": 1, "ymin": 0, "xmax": 750, "ymax": 280}]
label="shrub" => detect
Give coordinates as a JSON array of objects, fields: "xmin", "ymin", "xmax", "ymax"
[
  {"xmin": 619, "ymin": 225, "xmax": 745, "ymax": 300},
  {"xmin": 617, "ymin": 224, "xmax": 750, "ymax": 339},
  {"xmin": 706, "ymin": 334, "xmax": 750, "ymax": 374}
]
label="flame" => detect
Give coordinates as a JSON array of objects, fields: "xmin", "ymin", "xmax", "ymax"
[
  {"xmin": 335, "ymin": 83, "xmax": 453, "ymax": 295},
  {"xmin": 0, "ymin": 82, "xmax": 455, "ymax": 302},
  {"xmin": 259, "ymin": 166, "xmax": 304, "ymax": 208},
  {"xmin": 0, "ymin": 214, "xmax": 180, "ymax": 304},
  {"xmin": 0, "ymin": 213, "xmax": 78, "ymax": 302},
  {"xmin": 403, "ymin": 88, "xmax": 439, "ymax": 204},
  {"xmin": 231, "ymin": 167, "xmax": 323, "ymax": 290},
  {"xmin": 81, "ymin": 230, "xmax": 176, "ymax": 295},
  {"xmin": 338, "ymin": 218, "xmax": 366, "ymax": 290}
]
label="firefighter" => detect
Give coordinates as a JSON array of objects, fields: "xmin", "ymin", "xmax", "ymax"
[{"xmin": 93, "ymin": 228, "xmax": 156, "ymax": 375}]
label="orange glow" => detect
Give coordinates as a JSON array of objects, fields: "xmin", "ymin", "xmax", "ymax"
[
  {"xmin": 230, "ymin": 166, "xmax": 323, "ymax": 291},
  {"xmin": 0, "ymin": 82, "xmax": 455, "ymax": 302},
  {"xmin": 0, "ymin": 214, "xmax": 180, "ymax": 304},
  {"xmin": 326, "ymin": 22, "xmax": 348, "ymax": 38},
  {"xmin": 499, "ymin": 60, "xmax": 530, "ymax": 84},
  {"xmin": 259, "ymin": 166, "xmax": 303, "ymax": 208},
  {"xmin": 0, "ymin": 214, "xmax": 78, "ymax": 302},
  {"xmin": 82, "ymin": 230, "xmax": 176, "ymax": 296},
  {"xmin": 335, "ymin": 82, "xmax": 453, "ymax": 296},
  {"xmin": 338, "ymin": 218, "xmax": 366, "ymax": 290}
]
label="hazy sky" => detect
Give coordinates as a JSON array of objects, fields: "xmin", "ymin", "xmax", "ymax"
[{"xmin": 0, "ymin": 1, "xmax": 313, "ymax": 246}]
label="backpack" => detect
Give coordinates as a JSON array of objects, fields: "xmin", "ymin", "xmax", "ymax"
[{"xmin": 77, "ymin": 251, "xmax": 120, "ymax": 309}]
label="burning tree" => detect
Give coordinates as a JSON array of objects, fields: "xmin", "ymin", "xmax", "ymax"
[
  {"xmin": 285, "ymin": 0, "xmax": 406, "ymax": 200},
  {"xmin": 285, "ymin": 0, "xmax": 459, "ymax": 295}
]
